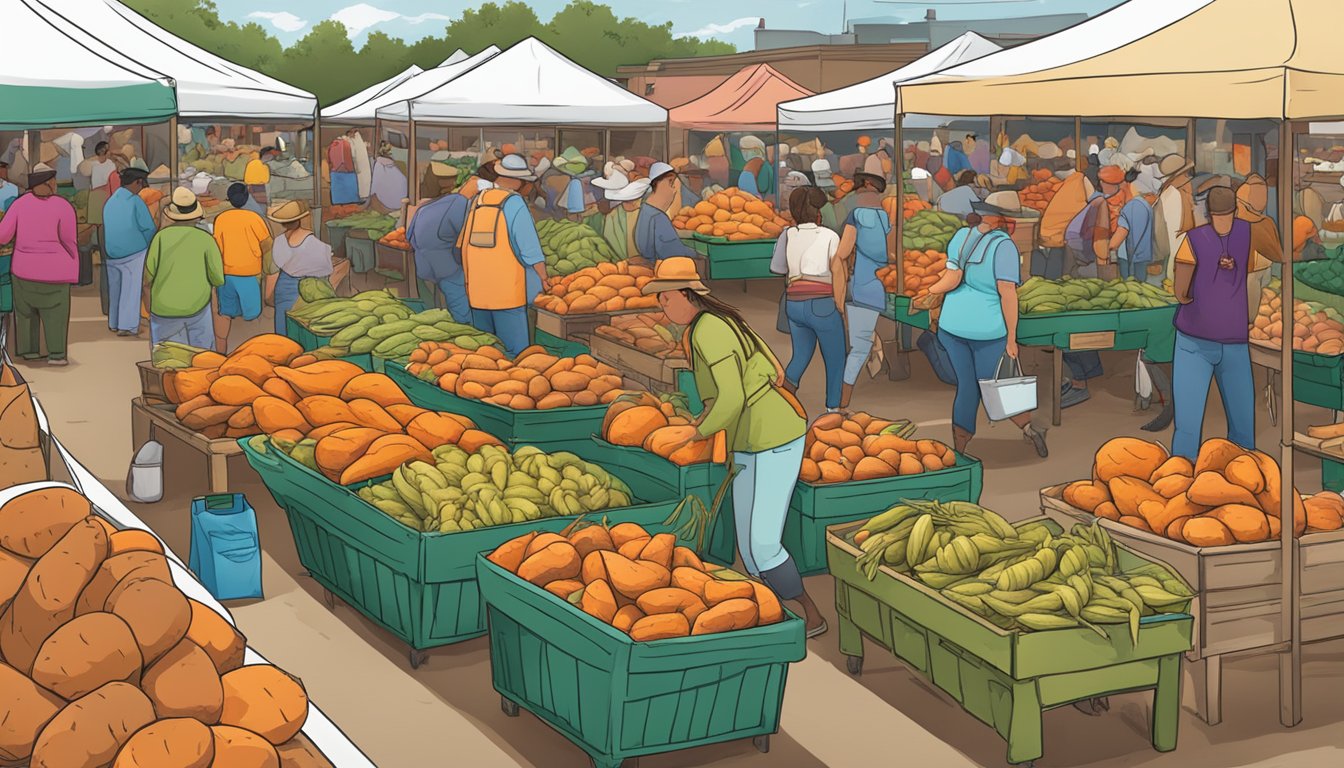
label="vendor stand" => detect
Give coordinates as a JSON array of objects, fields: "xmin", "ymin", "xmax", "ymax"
[{"xmin": 896, "ymin": 0, "xmax": 1344, "ymax": 728}]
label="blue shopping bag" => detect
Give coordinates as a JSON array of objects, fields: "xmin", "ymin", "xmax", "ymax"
[{"xmin": 188, "ymin": 494, "xmax": 263, "ymax": 601}]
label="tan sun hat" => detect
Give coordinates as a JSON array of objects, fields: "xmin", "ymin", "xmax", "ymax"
[
  {"xmin": 267, "ymin": 199, "xmax": 310, "ymax": 224},
  {"xmin": 640, "ymin": 256, "xmax": 709, "ymax": 296},
  {"xmin": 164, "ymin": 187, "xmax": 203, "ymax": 221}
]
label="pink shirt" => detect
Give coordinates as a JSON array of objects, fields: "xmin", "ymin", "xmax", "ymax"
[{"xmin": 0, "ymin": 193, "xmax": 80, "ymax": 284}]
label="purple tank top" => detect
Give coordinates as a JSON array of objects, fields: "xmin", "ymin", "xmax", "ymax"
[{"xmin": 1174, "ymin": 220, "xmax": 1252, "ymax": 344}]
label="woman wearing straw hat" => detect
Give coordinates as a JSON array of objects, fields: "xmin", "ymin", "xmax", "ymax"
[
  {"xmin": 143, "ymin": 188, "xmax": 225, "ymax": 350},
  {"xmin": 592, "ymin": 164, "xmax": 650, "ymax": 262},
  {"xmin": 642, "ymin": 256, "xmax": 827, "ymax": 637},
  {"xmin": 268, "ymin": 200, "xmax": 332, "ymax": 335}
]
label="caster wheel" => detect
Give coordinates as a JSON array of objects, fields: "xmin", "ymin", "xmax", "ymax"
[
  {"xmin": 753, "ymin": 735, "xmax": 770, "ymax": 754},
  {"xmin": 321, "ymin": 588, "xmax": 335, "ymax": 609},
  {"xmin": 501, "ymin": 697, "xmax": 519, "ymax": 717},
  {"xmin": 408, "ymin": 649, "xmax": 427, "ymax": 669},
  {"xmin": 846, "ymin": 655, "xmax": 863, "ymax": 676}
]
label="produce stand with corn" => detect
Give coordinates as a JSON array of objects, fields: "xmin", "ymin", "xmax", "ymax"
[
  {"xmin": 828, "ymin": 505, "xmax": 1194, "ymax": 766},
  {"xmin": 240, "ymin": 434, "xmax": 689, "ymax": 667},
  {"xmin": 477, "ymin": 552, "xmax": 806, "ymax": 768}
]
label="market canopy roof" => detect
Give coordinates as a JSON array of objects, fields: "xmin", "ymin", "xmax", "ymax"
[
  {"xmin": 373, "ymin": 47, "xmax": 502, "ymax": 123},
  {"xmin": 898, "ymin": 0, "xmax": 1344, "ymax": 121},
  {"xmin": 383, "ymin": 37, "xmax": 667, "ymax": 127},
  {"xmin": 777, "ymin": 33, "xmax": 1000, "ymax": 133},
  {"xmin": 671, "ymin": 64, "xmax": 812, "ymax": 132},
  {"xmin": 37, "ymin": 0, "xmax": 317, "ymax": 121},
  {"xmin": 322, "ymin": 65, "xmax": 425, "ymax": 122},
  {"xmin": 0, "ymin": 0, "xmax": 176, "ymax": 129}
]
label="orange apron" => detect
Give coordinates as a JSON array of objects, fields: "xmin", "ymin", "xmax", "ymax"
[{"xmin": 458, "ymin": 188, "xmax": 526, "ymax": 310}]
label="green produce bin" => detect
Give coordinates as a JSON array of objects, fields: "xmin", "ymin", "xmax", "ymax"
[
  {"xmin": 345, "ymin": 232, "xmax": 376, "ymax": 273},
  {"xmin": 478, "ymin": 556, "xmax": 806, "ymax": 768},
  {"xmin": 588, "ymin": 437, "xmax": 736, "ymax": 566},
  {"xmin": 534, "ymin": 327, "xmax": 590, "ymax": 358},
  {"xmin": 283, "ymin": 298, "xmax": 427, "ymax": 355},
  {"xmin": 385, "ymin": 361, "xmax": 608, "ymax": 454},
  {"xmin": 1285, "ymin": 348, "xmax": 1344, "ymax": 411},
  {"xmin": 240, "ymin": 436, "xmax": 685, "ymax": 666},
  {"xmin": 828, "ymin": 517, "xmax": 1192, "ymax": 767},
  {"xmin": 786, "ymin": 452, "xmax": 984, "ymax": 575},
  {"xmin": 690, "ymin": 235, "xmax": 779, "ymax": 280},
  {"xmin": 1323, "ymin": 456, "xmax": 1344, "ymax": 493}
]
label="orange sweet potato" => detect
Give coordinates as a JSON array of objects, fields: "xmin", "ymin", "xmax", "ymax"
[
  {"xmin": 690, "ymin": 598, "xmax": 758, "ymax": 635},
  {"xmin": 337, "ymin": 435, "xmax": 431, "ymax": 485},
  {"xmin": 579, "ymin": 579, "xmax": 618, "ymax": 623},
  {"xmin": 487, "ymin": 533, "xmax": 537, "ymax": 573},
  {"xmin": 629, "ymin": 613, "xmax": 690, "ymax": 641}
]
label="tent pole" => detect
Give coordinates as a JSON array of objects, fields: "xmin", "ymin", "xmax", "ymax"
[
  {"xmin": 1074, "ymin": 117, "xmax": 1083, "ymax": 172},
  {"xmin": 406, "ymin": 116, "xmax": 417, "ymax": 208},
  {"xmin": 168, "ymin": 116, "xmax": 178, "ymax": 191},
  {"xmin": 312, "ymin": 110, "xmax": 321, "ymax": 215},
  {"xmin": 1186, "ymin": 119, "xmax": 1196, "ymax": 160},
  {"xmin": 892, "ymin": 91, "xmax": 905, "ymax": 286},
  {"xmin": 1277, "ymin": 117, "xmax": 1302, "ymax": 729}
]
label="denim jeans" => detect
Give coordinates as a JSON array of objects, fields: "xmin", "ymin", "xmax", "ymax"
[
  {"xmin": 732, "ymin": 436, "xmax": 805, "ymax": 598},
  {"xmin": 843, "ymin": 303, "xmax": 881, "ymax": 384},
  {"xmin": 150, "ymin": 305, "xmax": 214, "ymax": 349},
  {"xmin": 784, "ymin": 297, "xmax": 846, "ymax": 409},
  {"xmin": 1064, "ymin": 351, "xmax": 1104, "ymax": 382},
  {"xmin": 472, "ymin": 306, "xmax": 530, "ymax": 357},
  {"xmin": 1172, "ymin": 331, "xmax": 1255, "ymax": 460},
  {"xmin": 105, "ymin": 250, "xmax": 145, "ymax": 333},
  {"xmin": 437, "ymin": 273, "xmax": 472, "ymax": 327},
  {"xmin": 937, "ymin": 328, "xmax": 1008, "ymax": 435},
  {"xmin": 273, "ymin": 272, "xmax": 302, "ymax": 335}
]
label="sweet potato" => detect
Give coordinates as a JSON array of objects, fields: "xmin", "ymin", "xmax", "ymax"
[
  {"xmin": 690, "ymin": 598, "xmax": 759, "ymax": 635},
  {"xmin": 210, "ymin": 725, "xmax": 279, "ymax": 768},
  {"xmin": 579, "ymin": 579, "xmax": 618, "ymax": 623},
  {"xmin": 629, "ymin": 613, "xmax": 690, "ymax": 641},
  {"xmin": 141, "ymin": 639, "xmax": 224, "ymax": 723},
  {"xmin": 1194, "ymin": 438, "xmax": 1244, "ymax": 476},
  {"xmin": 1062, "ymin": 480, "xmax": 1110, "ymax": 512},
  {"xmin": 516, "ymin": 542, "xmax": 581, "ymax": 587},
  {"xmin": 219, "ymin": 666, "xmax": 309, "ymax": 746},
  {"xmin": 0, "ymin": 486, "xmax": 92, "ymax": 558},
  {"xmin": 1210, "ymin": 504, "xmax": 1271, "ymax": 543},
  {"xmin": 107, "ymin": 577, "xmax": 192, "ymax": 666},
  {"xmin": 113, "ymin": 718, "xmax": 215, "ymax": 768},
  {"xmin": 30, "ymin": 682, "xmax": 155, "ymax": 768},
  {"xmin": 486, "ymin": 532, "xmax": 536, "ymax": 573},
  {"xmin": 30, "ymin": 612, "xmax": 143, "ymax": 699},
  {"xmin": 599, "ymin": 551, "xmax": 670, "ymax": 599},
  {"xmin": 1106, "ymin": 476, "xmax": 1165, "ymax": 519},
  {"xmin": 1187, "ymin": 472, "xmax": 1259, "ymax": 508},
  {"xmin": 703, "ymin": 579, "xmax": 755, "ymax": 606},
  {"xmin": 569, "ymin": 526, "xmax": 615, "ymax": 559},
  {"xmin": 2, "ymin": 518, "xmax": 109, "ymax": 673},
  {"xmin": 1183, "ymin": 516, "xmax": 1236, "ymax": 547},
  {"xmin": 1094, "ymin": 437, "xmax": 1167, "ymax": 482},
  {"xmin": 0, "ymin": 661, "xmax": 63, "ymax": 763}
]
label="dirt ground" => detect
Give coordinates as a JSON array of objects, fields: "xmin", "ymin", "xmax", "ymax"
[{"xmin": 18, "ymin": 279, "xmax": 1344, "ymax": 767}]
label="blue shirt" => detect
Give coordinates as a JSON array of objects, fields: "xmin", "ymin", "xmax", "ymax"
[
  {"xmin": 0, "ymin": 181, "xmax": 17, "ymax": 213},
  {"xmin": 843, "ymin": 204, "xmax": 892, "ymax": 312},
  {"xmin": 501, "ymin": 193, "xmax": 545, "ymax": 303},
  {"xmin": 939, "ymin": 227, "xmax": 1020, "ymax": 341},
  {"xmin": 1117, "ymin": 197, "xmax": 1154, "ymax": 264},
  {"xmin": 102, "ymin": 187, "xmax": 156, "ymax": 259},
  {"xmin": 737, "ymin": 169, "xmax": 761, "ymax": 198},
  {"xmin": 635, "ymin": 203, "xmax": 696, "ymax": 261},
  {"xmin": 943, "ymin": 145, "xmax": 972, "ymax": 177},
  {"xmin": 408, "ymin": 193, "xmax": 468, "ymax": 283}
]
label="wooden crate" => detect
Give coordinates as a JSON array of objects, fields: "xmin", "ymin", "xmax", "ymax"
[
  {"xmin": 588, "ymin": 333, "xmax": 687, "ymax": 394},
  {"xmin": 1039, "ymin": 483, "xmax": 1344, "ymax": 725},
  {"xmin": 533, "ymin": 307, "xmax": 658, "ymax": 347},
  {"xmin": 129, "ymin": 397, "xmax": 251, "ymax": 495},
  {"xmin": 138, "ymin": 361, "xmax": 170, "ymax": 404}
]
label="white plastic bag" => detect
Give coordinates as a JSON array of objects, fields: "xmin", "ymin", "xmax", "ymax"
[
  {"xmin": 1135, "ymin": 352, "xmax": 1154, "ymax": 400},
  {"xmin": 126, "ymin": 440, "xmax": 163, "ymax": 503}
]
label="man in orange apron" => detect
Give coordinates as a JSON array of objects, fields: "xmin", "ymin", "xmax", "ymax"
[{"xmin": 458, "ymin": 154, "xmax": 549, "ymax": 356}]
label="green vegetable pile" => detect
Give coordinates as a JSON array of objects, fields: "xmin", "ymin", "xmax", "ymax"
[
  {"xmin": 325, "ymin": 210, "xmax": 397, "ymax": 241},
  {"xmin": 537, "ymin": 219, "xmax": 620, "ymax": 276},
  {"xmin": 1018, "ymin": 276, "xmax": 1176, "ymax": 314},
  {"xmin": 902, "ymin": 210, "xmax": 963, "ymax": 252}
]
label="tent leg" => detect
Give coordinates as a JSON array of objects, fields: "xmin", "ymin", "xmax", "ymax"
[
  {"xmin": 1277, "ymin": 118, "xmax": 1301, "ymax": 729},
  {"xmin": 168, "ymin": 117, "xmax": 178, "ymax": 190}
]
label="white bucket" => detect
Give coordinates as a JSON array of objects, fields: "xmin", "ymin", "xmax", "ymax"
[
  {"xmin": 979, "ymin": 356, "xmax": 1037, "ymax": 421},
  {"xmin": 126, "ymin": 440, "xmax": 164, "ymax": 503}
]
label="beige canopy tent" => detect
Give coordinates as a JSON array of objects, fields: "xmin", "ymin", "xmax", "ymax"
[{"xmin": 897, "ymin": 0, "xmax": 1344, "ymax": 728}]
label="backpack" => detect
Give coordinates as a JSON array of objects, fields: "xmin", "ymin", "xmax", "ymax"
[
  {"xmin": 1152, "ymin": 192, "xmax": 1172, "ymax": 264},
  {"xmin": 1065, "ymin": 192, "xmax": 1105, "ymax": 263}
]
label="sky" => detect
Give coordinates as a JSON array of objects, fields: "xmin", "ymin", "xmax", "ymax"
[{"xmin": 230, "ymin": 0, "xmax": 1126, "ymax": 50}]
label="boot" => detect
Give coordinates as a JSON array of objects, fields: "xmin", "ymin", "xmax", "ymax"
[
  {"xmin": 952, "ymin": 426, "xmax": 973, "ymax": 454},
  {"xmin": 840, "ymin": 383, "xmax": 854, "ymax": 410}
]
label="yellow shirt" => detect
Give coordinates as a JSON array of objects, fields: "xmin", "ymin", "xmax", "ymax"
[
  {"xmin": 212, "ymin": 208, "xmax": 272, "ymax": 276},
  {"xmin": 243, "ymin": 158, "xmax": 270, "ymax": 186}
]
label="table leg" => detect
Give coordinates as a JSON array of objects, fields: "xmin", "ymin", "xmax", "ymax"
[
  {"xmin": 207, "ymin": 453, "xmax": 230, "ymax": 495},
  {"xmin": 1186, "ymin": 654, "xmax": 1222, "ymax": 725},
  {"xmin": 1052, "ymin": 348, "xmax": 1063, "ymax": 427},
  {"xmin": 1151, "ymin": 653, "xmax": 1180, "ymax": 752},
  {"xmin": 884, "ymin": 320, "xmax": 911, "ymax": 382},
  {"xmin": 1006, "ymin": 679, "xmax": 1044, "ymax": 766}
]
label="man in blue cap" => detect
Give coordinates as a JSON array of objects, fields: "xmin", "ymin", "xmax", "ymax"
[{"xmin": 635, "ymin": 162, "xmax": 697, "ymax": 264}]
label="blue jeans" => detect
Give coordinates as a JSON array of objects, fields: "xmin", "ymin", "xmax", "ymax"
[
  {"xmin": 150, "ymin": 305, "xmax": 213, "ymax": 349},
  {"xmin": 844, "ymin": 304, "xmax": 881, "ymax": 384},
  {"xmin": 437, "ymin": 274, "xmax": 472, "ymax": 326},
  {"xmin": 733, "ymin": 436, "xmax": 805, "ymax": 598},
  {"xmin": 1172, "ymin": 331, "xmax": 1255, "ymax": 460},
  {"xmin": 784, "ymin": 297, "xmax": 846, "ymax": 409},
  {"xmin": 105, "ymin": 250, "xmax": 145, "ymax": 333},
  {"xmin": 472, "ymin": 306, "xmax": 529, "ymax": 357},
  {"xmin": 1064, "ymin": 351, "xmax": 1103, "ymax": 382},
  {"xmin": 938, "ymin": 328, "xmax": 1008, "ymax": 435},
  {"xmin": 273, "ymin": 272, "xmax": 301, "ymax": 335}
]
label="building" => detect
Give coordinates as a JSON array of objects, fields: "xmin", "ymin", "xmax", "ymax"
[{"xmin": 755, "ymin": 9, "xmax": 1090, "ymax": 50}]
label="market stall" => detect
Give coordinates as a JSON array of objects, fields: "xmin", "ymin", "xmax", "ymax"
[
  {"xmin": 897, "ymin": 0, "xmax": 1344, "ymax": 728},
  {"xmin": 319, "ymin": 63, "xmax": 425, "ymax": 210}
]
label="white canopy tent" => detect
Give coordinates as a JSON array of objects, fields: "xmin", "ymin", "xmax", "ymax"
[
  {"xmin": 36, "ymin": 0, "xmax": 316, "ymax": 120},
  {"xmin": 2, "ymin": 0, "xmax": 176, "ymax": 128},
  {"xmin": 322, "ymin": 65, "xmax": 425, "ymax": 123},
  {"xmin": 378, "ymin": 37, "xmax": 666, "ymax": 126},
  {"xmin": 370, "ymin": 47, "xmax": 503, "ymax": 123},
  {"xmin": 893, "ymin": 0, "xmax": 1344, "ymax": 727},
  {"xmin": 776, "ymin": 33, "xmax": 1001, "ymax": 133}
]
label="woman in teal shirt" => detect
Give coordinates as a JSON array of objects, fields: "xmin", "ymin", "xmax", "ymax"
[
  {"xmin": 928, "ymin": 201, "xmax": 1048, "ymax": 458},
  {"xmin": 643, "ymin": 256, "xmax": 827, "ymax": 637}
]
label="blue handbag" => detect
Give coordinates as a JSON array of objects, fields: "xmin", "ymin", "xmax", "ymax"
[{"xmin": 188, "ymin": 494, "xmax": 263, "ymax": 601}]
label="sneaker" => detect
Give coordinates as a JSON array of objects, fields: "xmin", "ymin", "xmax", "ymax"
[
  {"xmin": 805, "ymin": 619, "xmax": 829, "ymax": 639},
  {"xmin": 47, "ymin": 358, "xmax": 68, "ymax": 367},
  {"xmin": 1023, "ymin": 425, "xmax": 1048, "ymax": 458},
  {"xmin": 116, "ymin": 330, "xmax": 135, "ymax": 337},
  {"xmin": 1060, "ymin": 384, "xmax": 1091, "ymax": 409}
]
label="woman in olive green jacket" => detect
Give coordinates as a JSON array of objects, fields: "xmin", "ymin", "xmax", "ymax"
[{"xmin": 643, "ymin": 257, "xmax": 827, "ymax": 636}]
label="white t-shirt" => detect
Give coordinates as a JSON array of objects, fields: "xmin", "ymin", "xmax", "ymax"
[
  {"xmin": 771, "ymin": 223, "xmax": 839, "ymax": 283},
  {"xmin": 89, "ymin": 158, "xmax": 116, "ymax": 189}
]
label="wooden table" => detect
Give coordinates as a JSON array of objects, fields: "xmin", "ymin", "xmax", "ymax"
[{"xmin": 129, "ymin": 397, "xmax": 247, "ymax": 494}]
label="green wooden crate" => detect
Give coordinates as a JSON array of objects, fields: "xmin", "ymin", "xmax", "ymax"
[
  {"xmin": 477, "ymin": 556, "xmax": 806, "ymax": 768},
  {"xmin": 385, "ymin": 361, "xmax": 608, "ymax": 454},
  {"xmin": 691, "ymin": 235, "xmax": 779, "ymax": 280},
  {"xmin": 827, "ymin": 517, "xmax": 1192, "ymax": 766},
  {"xmin": 1287, "ymin": 349, "xmax": 1344, "ymax": 410},
  {"xmin": 240, "ymin": 436, "xmax": 684, "ymax": 664},
  {"xmin": 786, "ymin": 453, "xmax": 984, "ymax": 575},
  {"xmin": 534, "ymin": 327, "xmax": 591, "ymax": 358}
]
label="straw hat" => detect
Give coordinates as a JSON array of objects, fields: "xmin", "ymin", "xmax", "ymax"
[
  {"xmin": 983, "ymin": 190, "xmax": 1024, "ymax": 215},
  {"xmin": 267, "ymin": 199, "xmax": 310, "ymax": 224},
  {"xmin": 595, "ymin": 169, "xmax": 650, "ymax": 202},
  {"xmin": 494, "ymin": 153, "xmax": 537, "ymax": 180},
  {"xmin": 164, "ymin": 187, "xmax": 204, "ymax": 221},
  {"xmin": 641, "ymin": 257, "xmax": 709, "ymax": 296},
  {"xmin": 428, "ymin": 161, "xmax": 456, "ymax": 178},
  {"xmin": 1158, "ymin": 154, "xmax": 1193, "ymax": 180}
]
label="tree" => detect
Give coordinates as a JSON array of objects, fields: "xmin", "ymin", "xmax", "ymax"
[
  {"xmin": 546, "ymin": 1, "xmax": 733, "ymax": 73},
  {"xmin": 272, "ymin": 21, "xmax": 362, "ymax": 106},
  {"xmin": 442, "ymin": 3, "xmax": 546, "ymax": 54}
]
